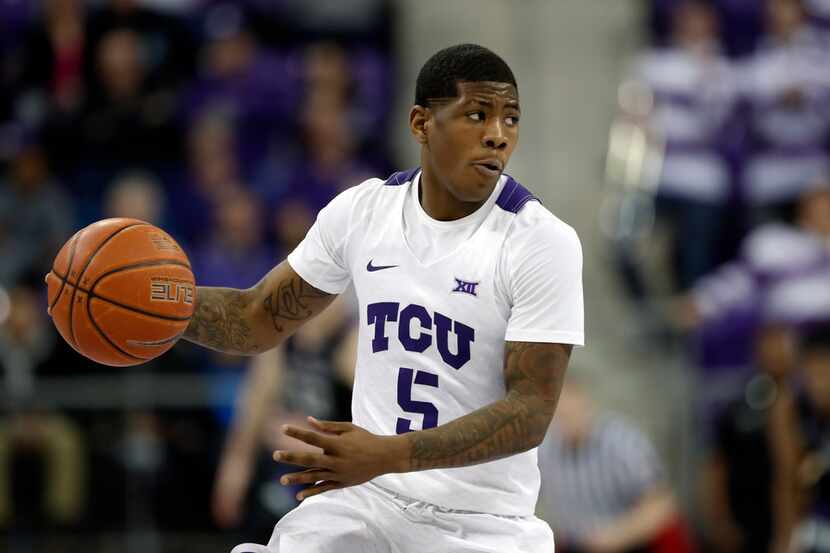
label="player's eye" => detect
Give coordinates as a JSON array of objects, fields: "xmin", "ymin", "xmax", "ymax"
[
  {"xmin": 467, "ymin": 111, "xmax": 485, "ymax": 122},
  {"xmin": 506, "ymin": 115, "xmax": 520, "ymax": 126}
]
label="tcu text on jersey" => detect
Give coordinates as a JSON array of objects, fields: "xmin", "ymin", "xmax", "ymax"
[{"xmin": 367, "ymin": 302, "xmax": 475, "ymax": 370}]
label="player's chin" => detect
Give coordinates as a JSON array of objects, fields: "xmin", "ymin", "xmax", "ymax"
[
  {"xmin": 460, "ymin": 167, "xmax": 500, "ymax": 198},
  {"xmin": 452, "ymin": 184, "xmax": 492, "ymax": 203}
]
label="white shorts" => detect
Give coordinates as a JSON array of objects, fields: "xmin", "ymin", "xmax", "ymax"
[{"xmin": 231, "ymin": 482, "xmax": 554, "ymax": 553}]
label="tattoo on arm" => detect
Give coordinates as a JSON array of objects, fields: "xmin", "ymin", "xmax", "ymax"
[
  {"xmin": 502, "ymin": 341, "xmax": 571, "ymax": 443},
  {"xmin": 183, "ymin": 263, "xmax": 334, "ymax": 356},
  {"xmin": 263, "ymin": 275, "xmax": 331, "ymax": 332},
  {"xmin": 184, "ymin": 287, "xmax": 257, "ymax": 354},
  {"xmin": 407, "ymin": 341, "xmax": 571, "ymax": 470}
]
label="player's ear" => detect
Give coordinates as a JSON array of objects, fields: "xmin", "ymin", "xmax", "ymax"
[{"xmin": 409, "ymin": 105, "xmax": 430, "ymax": 145}]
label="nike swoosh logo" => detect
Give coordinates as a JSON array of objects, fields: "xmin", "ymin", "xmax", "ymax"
[{"xmin": 367, "ymin": 259, "xmax": 398, "ymax": 272}]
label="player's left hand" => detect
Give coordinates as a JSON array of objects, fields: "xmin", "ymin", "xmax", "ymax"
[{"xmin": 274, "ymin": 416, "xmax": 407, "ymax": 501}]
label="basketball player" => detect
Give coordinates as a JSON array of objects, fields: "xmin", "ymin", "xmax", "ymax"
[{"xmin": 184, "ymin": 44, "xmax": 584, "ymax": 552}]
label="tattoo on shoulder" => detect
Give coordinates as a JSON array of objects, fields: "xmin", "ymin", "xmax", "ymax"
[{"xmin": 263, "ymin": 276, "xmax": 331, "ymax": 332}]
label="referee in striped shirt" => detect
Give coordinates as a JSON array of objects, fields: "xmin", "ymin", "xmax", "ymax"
[{"xmin": 537, "ymin": 376, "xmax": 686, "ymax": 553}]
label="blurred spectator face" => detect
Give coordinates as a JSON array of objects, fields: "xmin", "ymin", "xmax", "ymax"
[
  {"xmin": 803, "ymin": 344, "xmax": 830, "ymax": 414},
  {"xmin": 196, "ymin": 154, "xmax": 239, "ymax": 199},
  {"xmin": 798, "ymin": 185, "xmax": 830, "ymax": 237},
  {"xmin": 11, "ymin": 146, "xmax": 49, "ymax": 194},
  {"xmin": 189, "ymin": 114, "xmax": 239, "ymax": 195},
  {"xmin": 104, "ymin": 172, "xmax": 164, "ymax": 225},
  {"xmin": 215, "ymin": 191, "xmax": 261, "ymax": 251},
  {"xmin": 97, "ymin": 29, "xmax": 145, "ymax": 100},
  {"xmin": 273, "ymin": 199, "xmax": 314, "ymax": 250},
  {"xmin": 190, "ymin": 114, "xmax": 234, "ymax": 159},
  {"xmin": 756, "ymin": 324, "xmax": 796, "ymax": 378},
  {"xmin": 203, "ymin": 4, "xmax": 255, "ymax": 79},
  {"xmin": 196, "ymin": 153, "xmax": 237, "ymax": 193},
  {"xmin": 206, "ymin": 33, "xmax": 255, "ymax": 78},
  {"xmin": 5, "ymin": 286, "xmax": 43, "ymax": 345},
  {"xmin": 767, "ymin": 0, "xmax": 805, "ymax": 39},
  {"xmin": 553, "ymin": 381, "xmax": 595, "ymax": 445},
  {"xmin": 673, "ymin": 2, "xmax": 718, "ymax": 48},
  {"xmin": 305, "ymin": 42, "xmax": 351, "ymax": 98},
  {"xmin": 302, "ymin": 90, "xmax": 355, "ymax": 168}
]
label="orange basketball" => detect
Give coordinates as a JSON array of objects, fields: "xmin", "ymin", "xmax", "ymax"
[{"xmin": 45, "ymin": 218, "xmax": 196, "ymax": 367}]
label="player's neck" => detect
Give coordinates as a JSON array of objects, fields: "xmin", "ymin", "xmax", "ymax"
[{"xmin": 418, "ymin": 165, "xmax": 487, "ymax": 221}]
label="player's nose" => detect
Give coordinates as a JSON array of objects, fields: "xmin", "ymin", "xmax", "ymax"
[{"xmin": 482, "ymin": 119, "xmax": 509, "ymax": 150}]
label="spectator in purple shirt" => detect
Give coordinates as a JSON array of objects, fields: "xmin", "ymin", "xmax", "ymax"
[
  {"xmin": 801, "ymin": 0, "xmax": 830, "ymax": 39},
  {"xmin": 168, "ymin": 112, "xmax": 247, "ymax": 247},
  {"xmin": 187, "ymin": 3, "xmax": 300, "ymax": 168},
  {"xmin": 191, "ymin": 187, "xmax": 272, "ymax": 290},
  {"xmin": 269, "ymin": 195, "xmax": 315, "ymax": 262},
  {"xmin": 301, "ymin": 42, "xmax": 391, "ymax": 147},
  {"xmin": 685, "ymin": 177, "xmax": 830, "ymax": 371},
  {"xmin": 271, "ymin": 90, "xmax": 377, "ymax": 214},
  {"xmin": 739, "ymin": 0, "xmax": 830, "ymax": 214},
  {"xmin": 627, "ymin": 0, "xmax": 739, "ymax": 292}
]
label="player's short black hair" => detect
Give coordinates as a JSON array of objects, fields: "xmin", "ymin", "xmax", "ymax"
[{"xmin": 415, "ymin": 44, "xmax": 517, "ymax": 108}]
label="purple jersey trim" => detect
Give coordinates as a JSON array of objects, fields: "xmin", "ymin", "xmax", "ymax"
[
  {"xmin": 383, "ymin": 167, "xmax": 420, "ymax": 186},
  {"xmin": 384, "ymin": 169, "xmax": 539, "ymax": 214},
  {"xmin": 496, "ymin": 175, "xmax": 539, "ymax": 214}
]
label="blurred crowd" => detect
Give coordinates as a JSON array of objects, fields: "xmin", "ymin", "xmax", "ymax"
[
  {"xmin": 0, "ymin": 0, "xmax": 390, "ymax": 550},
  {"xmin": 602, "ymin": 0, "xmax": 830, "ymax": 552}
]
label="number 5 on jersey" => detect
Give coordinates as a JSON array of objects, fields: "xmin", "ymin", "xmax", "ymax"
[{"xmin": 396, "ymin": 367, "xmax": 439, "ymax": 433}]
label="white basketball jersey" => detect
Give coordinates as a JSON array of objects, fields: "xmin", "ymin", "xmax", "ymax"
[{"xmin": 287, "ymin": 168, "xmax": 584, "ymax": 516}]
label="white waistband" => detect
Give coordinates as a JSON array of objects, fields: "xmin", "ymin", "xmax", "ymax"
[{"xmin": 367, "ymin": 482, "xmax": 528, "ymax": 520}]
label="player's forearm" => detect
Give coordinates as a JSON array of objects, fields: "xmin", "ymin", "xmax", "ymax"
[
  {"xmin": 395, "ymin": 341, "xmax": 571, "ymax": 472},
  {"xmin": 183, "ymin": 262, "xmax": 336, "ymax": 355},
  {"xmin": 397, "ymin": 391, "xmax": 553, "ymax": 471},
  {"xmin": 183, "ymin": 286, "xmax": 266, "ymax": 355}
]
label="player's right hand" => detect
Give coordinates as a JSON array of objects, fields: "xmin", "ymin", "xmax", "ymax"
[{"xmin": 274, "ymin": 417, "xmax": 408, "ymax": 501}]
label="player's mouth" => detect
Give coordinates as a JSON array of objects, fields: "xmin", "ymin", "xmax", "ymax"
[{"xmin": 471, "ymin": 159, "xmax": 503, "ymax": 178}]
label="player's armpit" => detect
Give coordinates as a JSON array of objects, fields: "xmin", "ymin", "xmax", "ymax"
[
  {"xmin": 184, "ymin": 261, "xmax": 336, "ymax": 355},
  {"xmin": 405, "ymin": 341, "xmax": 572, "ymax": 470}
]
